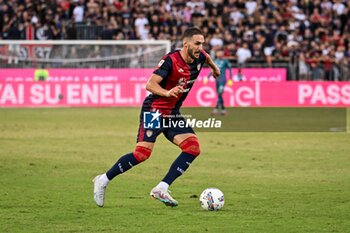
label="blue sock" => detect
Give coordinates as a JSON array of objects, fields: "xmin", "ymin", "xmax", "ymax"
[
  {"xmin": 106, "ymin": 152, "xmax": 139, "ymax": 180},
  {"xmin": 162, "ymin": 152, "xmax": 196, "ymax": 186}
]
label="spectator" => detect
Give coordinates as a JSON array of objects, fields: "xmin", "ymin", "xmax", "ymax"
[
  {"xmin": 245, "ymin": 0, "xmax": 257, "ymax": 16},
  {"xmin": 209, "ymin": 29, "xmax": 224, "ymax": 48},
  {"xmin": 309, "ymin": 52, "xmax": 324, "ymax": 81},
  {"xmin": 134, "ymin": 12, "xmax": 149, "ymax": 40},
  {"xmin": 99, "ymin": 23, "xmax": 115, "ymax": 40},
  {"xmin": 251, "ymin": 42, "xmax": 264, "ymax": 62},
  {"xmin": 73, "ymin": 0, "xmax": 84, "ymax": 23},
  {"xmin": 333, "ymin": 0, "xmax": 346, "ymax": 16},
  {"xmin": 0, "ymin": 0, "xmax": 349, "ymax": 80},
  {"xmin": 262, "ymin": 28, "xmax": 275, "ymax": 67},
  {"xmin": 236, "ymin": 42, "xmax": 252, "ymax": 67},
  {"xmin": 298, "ymin": 52, "xmax": 310, "ymax": 80},
  {"xmin": 322, "ymin": 53, "xmax": 334, "ymax": 81},
  {"xmin": 230, "ymin": 7, "xmax": 244, "ymax": 25},
  {"xmin": 339, "ymin": 58, "xmax": 349, "ymax": 81},
  {"xmin": 335, "ymin": 45, "xmax": 345, "ymax": 63}
]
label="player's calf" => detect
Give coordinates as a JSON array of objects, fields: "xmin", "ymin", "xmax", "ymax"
[
  {"xmin": 160, "ymin": 136, "xmax": 200, "ymax": 186},
  {"xmin": 105, "ymin": 146, "xmax": 152, "ymax": 180}
]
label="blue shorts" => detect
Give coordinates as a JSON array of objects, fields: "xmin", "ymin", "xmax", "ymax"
[{"xmin": 136, "ymin": 107, "xmax": 195, "ymax": 143}]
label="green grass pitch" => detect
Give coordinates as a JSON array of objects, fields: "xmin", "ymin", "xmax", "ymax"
[{"xmin": 0, "ymin": 108, "xmax": 349, "ymax": 233}]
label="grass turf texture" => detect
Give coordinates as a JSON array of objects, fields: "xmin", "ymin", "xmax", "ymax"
[{"xmin": 0, "ymin": 108, "xmax": 349, "ymax": 233}]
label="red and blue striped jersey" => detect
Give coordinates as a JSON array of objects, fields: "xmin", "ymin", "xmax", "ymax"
[{"xmin": 143, "ymin": 50, "xmax": 208, "ymax": 114}]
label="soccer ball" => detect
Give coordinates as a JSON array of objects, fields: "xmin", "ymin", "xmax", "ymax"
[{"xmin": 199, "ymin": 188, "xmax": 225, "ymax": 211}]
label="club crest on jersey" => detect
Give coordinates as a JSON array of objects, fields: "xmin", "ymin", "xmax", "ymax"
[
  {"xmin": 158, "ymin": 59, "xmax": 165, "ymax": 67},
  {"xmin": 197, "ymin": 64, "xmax": 201, "ymax": 71},
  {"xmin": 146, "ymin": 130, "xmax": 153, "ymax": 137},
  {"xmin": 178, "ymin": 77, "xmax": 186, "ymax": 87}
]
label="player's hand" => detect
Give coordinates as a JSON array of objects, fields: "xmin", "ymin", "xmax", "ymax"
[
  {"xmin": 227, "ymin": 79, "xmax": 233, "ymax": 86},
  {"xmin": 166, "ymin": 86, "xmax": 184, "ymax": 98}
]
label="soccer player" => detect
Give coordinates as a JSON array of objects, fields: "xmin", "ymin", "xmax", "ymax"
[
  {"xmin": 93, "ymin": 27, "xmax": 220, "ymax": 207},
  {"xmin": 207, "ymin": 50, "xmax": 232, "ymax": 115}
]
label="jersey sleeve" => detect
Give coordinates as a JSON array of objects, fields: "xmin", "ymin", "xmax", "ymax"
[
  {"xmin": 200, "ymin": 49, "xmax": 210, "ymax": 63},
  {"xmin": 153, "ymin": 55, "xmax": 172, "ymax": 79}
]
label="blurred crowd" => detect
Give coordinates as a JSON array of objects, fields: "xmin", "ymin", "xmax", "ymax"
[{"xmin": 1, "ymin": 0, "xmax": 350, "ymax": 80}]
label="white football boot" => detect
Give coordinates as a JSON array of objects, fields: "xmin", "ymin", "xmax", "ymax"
[
  {"xmin": 150, "ymin": 187, "xmax": 178, "ymax": 207},
  {"xmin": 93, "ymin": 174, "xmax": 108, "ymax": 207}
]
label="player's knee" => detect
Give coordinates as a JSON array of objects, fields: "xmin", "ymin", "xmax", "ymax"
[
  {"xmin": 133, "ymin": 146, "xmax": 152, "ymax": 162},
  {"xmin": 179, "ymin": 136, "xmax": 201, "ymax": 157}
]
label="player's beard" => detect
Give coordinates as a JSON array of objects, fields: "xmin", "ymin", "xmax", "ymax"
[{"xmin": 188, "ymin": 47, "xmax": 200, "ymax": 60}]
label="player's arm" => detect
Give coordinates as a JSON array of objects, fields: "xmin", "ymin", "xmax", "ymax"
[
  {"xmin": 202, "ymin": 51, "xmax": 220, "ymax": 78},
  {"xmin": 146, "ymin": 74, "xmax": 184, "ymax": 98}
]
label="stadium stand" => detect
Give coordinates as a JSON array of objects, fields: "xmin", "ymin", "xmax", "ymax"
[{"xmin": 0, "ymin": 0, "xmax": 349, "ymax": 80}]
